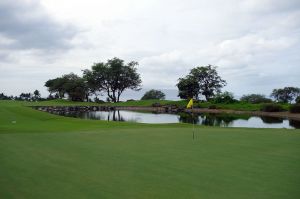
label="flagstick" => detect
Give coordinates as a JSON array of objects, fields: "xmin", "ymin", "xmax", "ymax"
[
  {"xmin": 187, "ymin": 98, "xmax": 195, "ymax": 140},
  {"xmin": 192, "ymin": 105, "xmax": 195, "ymax": 140}
]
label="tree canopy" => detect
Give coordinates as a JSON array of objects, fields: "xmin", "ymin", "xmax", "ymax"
[
  {"xmin": 240, "ymin": 94, "xmax": 272, "ymax": 104},
  {"xmin": 83, "ymin": 57, "xmax": 142, "ymax": 102},
  {"xmin": 271, "ymin": 87, "xmax": 300, "ymax": 103},
  {"xmin": 213, "ymin": 91, "xmax": 236, "ymax": 104},
  {"xmin": 45, "ymin": 73, "xmax": 88, "ymax": 101},
  {"xmin": 177, "ymin": 65, "xmax": 226, "ymax": 101},
  {"xmin": 141, "ymin": 89, "xmax": 165, "ymax": 100},
  {"xmin": 0, "ymin": 93, "xmax": 12, "ymax": 100},
  {"xmin": 33, "ymin": 90, "xmax": 41, "ymax": 100},
  {"xmin": 176, "ymin": 76, "xmax": 199, "ymax": 100}
]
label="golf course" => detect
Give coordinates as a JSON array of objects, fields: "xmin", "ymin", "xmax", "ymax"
[{"xmin": 0, "ymin": 100, "xmax": 300, "ymax": 199}]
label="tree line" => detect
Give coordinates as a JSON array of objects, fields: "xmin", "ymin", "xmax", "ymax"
[
  {"xmin": 1, "ymin": 57, "xmax": 299, "ymax": 104},
  {"xmin": 45, "ymin": 57, "xmax": 142, "ymax": 102},
  {"xmin": 176, "ymin": 65, "xmax": 300, "ymax": 104},
  {"xmin": 0, "ymin": 90, "xmax": 42, "ymax": 101}
]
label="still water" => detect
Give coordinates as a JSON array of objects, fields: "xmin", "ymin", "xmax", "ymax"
[{"xmin": 51, "ymin": 110, "xmax": 300, "ymax": 129}]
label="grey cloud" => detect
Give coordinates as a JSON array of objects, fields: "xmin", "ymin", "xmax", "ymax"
[
  {"xmin": 240, "ymin": 0, "xmax": 300, "ymax": 14},
  {"xmin": 1, "ymin": 0, "xmax": 300, "ymax": 98},
  {"xmin": 0, "ymin": 0, "xmax": 76, "ymax": 51}
]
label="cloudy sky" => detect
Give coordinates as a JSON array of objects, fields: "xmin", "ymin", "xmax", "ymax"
[{"xmin": 0, "ymin": 0, "xmax": 299, "ymax": 100}]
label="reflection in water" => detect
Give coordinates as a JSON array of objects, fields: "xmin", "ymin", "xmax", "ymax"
[
  {"xmin": 289, "ymin": 120, "xmax": 300, "ymax": 129},
  {"xmin": 178, "ymin": 113, "xmax": 250, "ymax": 127},
  {"xmin": 51, "ymin": 110, "xmax": 298, "ymax": 129},
  {"xmin": 178, "ymin": 113, "xmax": 200, "ymax": 124},
  {"xmin": 260, "ymin": 116, "xmax": 283, "ymax": 124}
]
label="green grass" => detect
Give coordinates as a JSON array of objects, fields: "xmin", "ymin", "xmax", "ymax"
[
  {"xmin": 24, "ymin": 99, "xmax": 290, "ymax": 112},
  {"xmin": 24, "ymin": 99, "xmax": 189, "ymax": 107},
  {"xmin": 197, "ymin": 101, "xmax": 290, "ymax": 111},
  {"xmin": 0, "ymin": 100, "xmax": 300, "ymax": 199}
]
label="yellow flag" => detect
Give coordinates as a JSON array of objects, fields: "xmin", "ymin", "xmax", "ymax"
[{"xmin": 186, "ymin": 98, "xmax": 193, "ymax": 109}]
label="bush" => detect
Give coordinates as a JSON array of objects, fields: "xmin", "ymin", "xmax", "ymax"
[
  {"xmin": 94, "ymin": 97, "xmax": 105, "ymax": 103},
  {"xmin": 152, "ymin": 102, "xmax": 161, "ymax": 107},
  {"xmin": 240, "ymin": 94, "xmax": 272, "ymax": 104},
  {"xmin": 260, "ymin": 103, "xmax": 284, "ymax": 112},
  {"xmin": 213, "ymin": 91, "xmax": 237, "ymax": 104},
  {"xmin": 208, "ymin": 104, "xmax": 217, "ymax": 109},
  {"xmin": 289, "ymin": 104, "xmax": 300, "ymax": 113},
  {"xmin": 141, "ymin": 89, "xmax": 165, "ymax": 100},
  {"xmin": 296, "ymin": 96, "xmax": 300, "ymax": 104}
]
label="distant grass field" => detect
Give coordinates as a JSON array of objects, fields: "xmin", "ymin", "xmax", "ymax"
[{"xmin": 0, "ymin": 100, "xmax": 299, "ymax": 199}]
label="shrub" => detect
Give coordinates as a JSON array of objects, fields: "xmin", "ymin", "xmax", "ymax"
[
  {"xmin": 260, "ymin": 103, "xmax": 284, "ymax": 112},
  {"xmin": 141, "ymin": 89, "xmax": 165, "ymax": 100},
  {"xmin": 94, "ymin": 97, "xmax": 105, "ymax": 103},
  {"xmin": 208, "ymin": 104, "xmax": 217, "ymax": 109},
  {"xmin": 296, "ymin": 96, "xmax": 300, "ymax": 104},
  {"xmin": 289, "ymin": 104, "xmax": 300, "ymax": 113},
  {"xmin": 152, "ymin": 102, "xmax": 161, "ymax": 107},
  {"xmin": 240, "ymin": 94, "xmax": 272, "ymax": 104},
  {"xmin": 165, "ymin": 104, "xmax": 178, "ymax": 109},
  {"xmin": 213, "ymin": 91, "xmax": 237, "ymax": 104}
]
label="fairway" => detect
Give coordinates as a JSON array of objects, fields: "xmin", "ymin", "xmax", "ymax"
[{"xmin": 0, "ymin": 101, "xmax": 300, "ymax": 199}]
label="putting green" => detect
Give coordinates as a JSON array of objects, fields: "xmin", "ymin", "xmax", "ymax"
[{"xmin": 0, "ymin": 100, "xmax": 300, "ymax": 199}]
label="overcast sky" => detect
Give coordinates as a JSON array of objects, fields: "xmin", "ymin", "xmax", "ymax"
[{"xmin": 0, "ymin": 0, "xmax": 299, "ymax": 99}]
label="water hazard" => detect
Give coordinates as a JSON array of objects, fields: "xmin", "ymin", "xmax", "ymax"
[{"xmin": 46, "ymin": 109, "xmax": 300, "ymax": 129}]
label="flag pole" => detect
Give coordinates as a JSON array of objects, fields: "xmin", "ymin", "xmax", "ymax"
[
  {"xmin": 192, "ymin": 103, "xmax": 195, "ymax": 140},
  {"xmin": 187, "ymin": 98, "xmax": 195, "ymax": 140}
]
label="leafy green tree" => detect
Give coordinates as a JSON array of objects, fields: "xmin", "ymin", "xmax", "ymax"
[
  {"xmin": 296, "ymin": 96, "xmax": 300, "ymax": 104},
  {"xmin": 177, "ymin": 65, "xmax": 226, "ymax": 101},
  {"xmin": 83, "ymin": 57, "xmax": 142, "ymax": 102},
  {"xmin": 0, "ymin": 93, "xmax": 12, "ymax": 100},
  {"xmin": 271, "ymin": 87, "xmax": 300, "ymax": 103},
  {"xmin": 240, "ymin": 94, "xmax": 272, "ymax": 104},
  {"xmin": 141, "ymin": 89, "xmax": 165, "ymax": 100},
  {"xmin": 18, "ymin": 93, "xmax": 32, "ymax": 101},
  {"xmin": 45, "ymin": 77, "xmax": 67, "ymax": 98},
  {"xmin": 45, "ymin": 73, "xmax": 88, "ymax": 101},
  {"xmin": 63, "ymin": 74, "xmax": 88, "ymax": 101},
  {"xmin": 33, "ymin": 90, "xmax": 41, "ymax": 100},
  {"xmin": 176, "ymin": 76, "xmax": 199, "ymax": 100},
  {"xmin": 213, "ymin": 91, "xmax": 236, "ymax": 104}
]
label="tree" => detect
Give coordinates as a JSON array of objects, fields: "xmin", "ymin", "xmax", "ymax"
[
  {"xmin": 271, "ymin": 87, "xmax": 300, "ymax": 103},
  {"xmin": 213, "ymin": 91, "xmax": 236, "ymax": 104},
  {"xmin": 18, "ymin": 93, "xmax": 32, "ymax": 101},
  {"xmin": 296, "ymin": 96, "xmax": 300, "ymax": 104},
  {"xmin": 45, "ymin": 73, "xmax": 88, "ymax": 101},
  {"xmin": 240, "ymin": 94, "xmax": 272, "ymax": 104},
  {"xmin": 45, "ymin": 77, "xmax": 67, "ymax": 98},
  {"xmin": 83, "ymin": 57, "xmax": 142, "ymax": 102},
  {"xmin": 63, "ymin": 74, "xmax": 88, "ymax": 101},
  {"xmin": 0, "ymin": 93, "xmax": 12, "ymax": 100},
  {"xmin": 176, "ymin": 76, "xmax": 199, "ymax": 99},
  {"xmin": 33, "ymin": 90, "xmax": 41, "ymax": 100},
  {"xmin": 141, "ymin": 89, "xmax": 166, "ymax": 100},
  {"xmin": 177, "ymin": 65, "xmax": 226, "ymax": 101}
]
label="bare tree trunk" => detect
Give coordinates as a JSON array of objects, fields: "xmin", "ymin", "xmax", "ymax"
[
  {"xmin": 117, "ymin": 91, "xmax": 121, "ymax": 102},
  {"xmin": 205, "ymin": 95, "xmax": 210, "ymax": 101},
  {"xmin": 112, "ymin": 89, "xmax": 117, "ymax": 102}
]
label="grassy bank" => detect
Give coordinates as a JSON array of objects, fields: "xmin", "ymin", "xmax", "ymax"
[
  {"xmin": 0, "ymin": 100, "xmax": 300, "ymax": 199},
  {"xmin": 22, "ymin": 99, "xmax": 291, "ymax": 112}
]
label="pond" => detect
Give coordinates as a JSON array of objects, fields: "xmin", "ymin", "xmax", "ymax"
[{"xmin": 48, "ymin": 109, "xmax": 300, "ymax": 129}]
